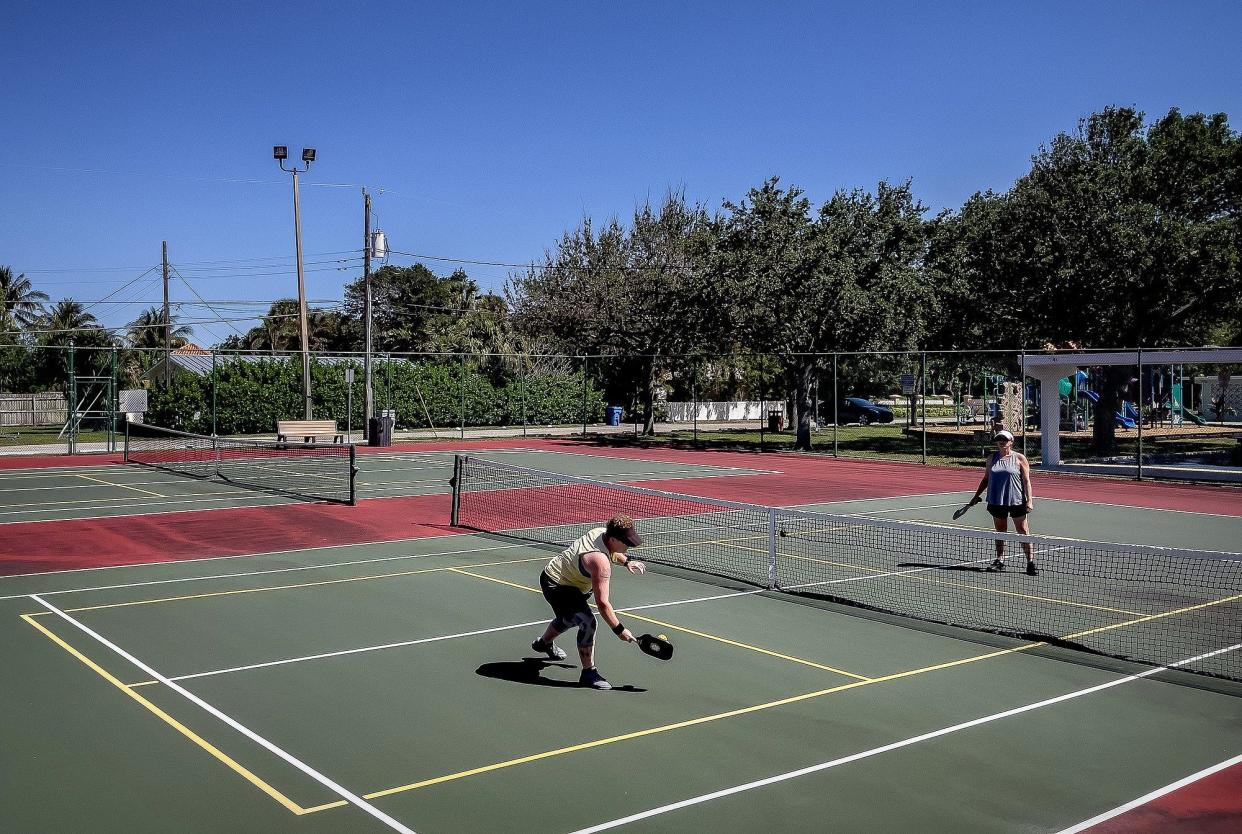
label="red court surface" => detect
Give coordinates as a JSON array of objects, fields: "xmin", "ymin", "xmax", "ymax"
[
  {"xmin": 1083, "ymin": 761, "xmax": 1242, "ymax": 833},
  {"xmin": 1, "ymin": 438, "xmax": 1238, "ymax": 577}
]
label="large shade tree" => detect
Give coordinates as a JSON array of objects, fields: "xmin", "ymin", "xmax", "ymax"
[
  {"xmin": 717, "ymin": 178, "xmax": 931, "ymax": 449},
  {"xmin": 509, "ymin": 192, "xmax": 719, "ymax": 433},
  {"xmin": 930, "ymin": 107, "xmax": 1242, "ymax": 452},
  {"xmin": 343, "ymin": 264, "xmax": 481, "ymax": 353}
]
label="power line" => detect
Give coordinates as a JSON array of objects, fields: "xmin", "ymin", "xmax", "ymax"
[
  {"xmin": 172, "ymin": 264, "xmax": 256, "ymax": 341},
  {"xmin": 18, "ymin": 251, "xmax": 361, "ymax": 274}
]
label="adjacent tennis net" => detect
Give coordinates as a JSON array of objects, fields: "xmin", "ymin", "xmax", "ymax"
[
  {"xmin": 125, "ymin": 423, "xmax": 357, "ymax": 505},
  {"xmin": 451, "ymin": 454, "xmax": 1242, "ymax": 682}
]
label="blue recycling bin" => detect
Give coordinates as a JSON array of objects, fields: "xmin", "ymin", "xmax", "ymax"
[{"xmin": 605, "ymin": 406, "xmax": 623, "ymax": 426}]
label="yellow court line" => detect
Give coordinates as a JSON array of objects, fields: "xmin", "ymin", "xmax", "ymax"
[
  {"xmin": 786, "ymin": 553, "xmax": 1147, "ymax": 617},
  {"xmin": 21, "ymin": 613, "xmax": 308, "ymax": 815},
  {"xmin": 446, "ymin": 568, "xmax": 872, "ymax": 680},
  {"xmin": 75, "ymin": 473, "xmax": 166, "ymax": 498},
  {"xmin": 341, "ymin": 640, "xmax": 1046, "ymax": 806},
  {"xmin": 22, "ymin": 556, "xmax": 550, "ymax": 616},
  {"xmin": 316, "ymin": 573, "xmax": 1242, "ymax": 809},
  {"xmin": 1060, "ymin": 592, "xmax": 1242, "ymax": 642}
]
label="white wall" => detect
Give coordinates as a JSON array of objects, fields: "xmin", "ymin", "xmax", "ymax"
[{"xmin": 664, "ymin": 401, "xmax": 777, "ymax": 422}]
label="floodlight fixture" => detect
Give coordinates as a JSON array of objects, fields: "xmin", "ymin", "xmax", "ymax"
[
  {"xmin": 301, "ymin": 148, "xmax": 316, "ymax": 164},
  {"xmin": 273, "ymin": 145, "xmax": 288, "ymax": 161}
]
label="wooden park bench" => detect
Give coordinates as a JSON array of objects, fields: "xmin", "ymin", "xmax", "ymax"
[{"xmin": 276, "ymin": 420, "xmax": 345, "ymax": 444}]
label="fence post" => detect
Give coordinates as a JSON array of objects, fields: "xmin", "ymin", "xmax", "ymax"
[
  {"xmin": 633, "ymin": 378, "xmax": 639, "ymax": 437},
  {"xmin": 581, "ymin": 356, "xmax": 589, "ymax": 436},
  {"xmin": 519, "ymin": 353, "xmax": 527, "ymax": 438},
  {"xmin": 832, "ymin": 353, "xmax": 839, "ymax": 457},
  {"xmin": 1020, "ymin": 349, "xmax": 1027, "ymax": 458},
  {"xmin": 211, "ymin": 351, "xmax": 218, "ymax": 436},
  {"xmin": 921, "ymin": 351, "xmax": 928, "ymax": 464},
  {"xmin": 67, "ymin": 341, "xmax": 76, "ymax": 455},
  {"xmin": 692, "ymin": 356, "xmax": 699, "ymax": 443},
  {"xmin": 1137, "ymin": 346, "xmax": 1144, "ymax": 481},
  {"xmin": 459, "ymin": 352, "xmax": 466, "ymax": 440},
  {"xmin": 759, "ymin": 358, "xmax": 766, "ymax": 449},
  {"xmin": 110, "ymin": 346, "xmax": 118, "ymax": 452}
]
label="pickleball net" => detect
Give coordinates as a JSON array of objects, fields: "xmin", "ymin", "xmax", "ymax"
[
  {"xmin": 451, "ymin": 454, "xmax": 1242, "ymax": 682},
  {"xmin": 124, "ymin": 423, "xmax": 357, "ymax": 505}
]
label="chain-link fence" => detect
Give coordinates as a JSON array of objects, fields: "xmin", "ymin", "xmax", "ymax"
[{"xmin": 2, "ymin": 343, "xmax": 1238, "ymax": 481}]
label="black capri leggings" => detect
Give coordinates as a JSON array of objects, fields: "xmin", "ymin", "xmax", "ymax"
[{"xmin": 539, "ymin": 570, "xmax": 598, "ymax": 647}]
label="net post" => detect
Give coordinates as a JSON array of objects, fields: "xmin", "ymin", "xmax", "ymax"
[
  {"xmin": 450, "ymin": 454, "xmax": 464, "ymax": 527},
  {"xmin": 349, "ymin": 443, "xmax": 358, "ymax": 506},
  {"xmin": 123, "ymin": 413, "xmax": 130, "ymax": 462},
  {"xmin": 767, "ymin": 508, "xmax": 778, "ymax": 589}
]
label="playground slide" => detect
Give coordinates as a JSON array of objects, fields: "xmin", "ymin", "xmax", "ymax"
[{"xmin": 1184, "ymin": 409, "xmax": 1208, "ymax": 426}]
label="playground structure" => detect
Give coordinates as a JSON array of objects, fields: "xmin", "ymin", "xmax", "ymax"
[
  {"xmin": 951, "ymin": 374, "xmax": 1024, "ymax": 429},
  {"xmin": 1023, "ymin": 348, "xmax": 1242, "ymax": 469}
]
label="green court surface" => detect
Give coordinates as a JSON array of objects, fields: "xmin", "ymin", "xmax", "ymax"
[{"xmin": 1, "ymin": 448, "xmax": 1239, "ymax": 832}]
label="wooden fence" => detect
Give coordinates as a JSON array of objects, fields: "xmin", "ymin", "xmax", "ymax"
[{"xmin": 0, "ymin": 393, "xmax": 68, "ymax": 427}]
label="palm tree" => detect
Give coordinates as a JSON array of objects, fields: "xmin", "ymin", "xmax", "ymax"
[
  {"xmin": 126, "ymin": 306, "xmax": 193, "ymax": 350},
  {"xmin": 0, "ymin": 266, "xmax": 49, "ymax": 331},
  {"xmin": 41, "ymin": 299, "xmax": 99, "ymax": 334}
]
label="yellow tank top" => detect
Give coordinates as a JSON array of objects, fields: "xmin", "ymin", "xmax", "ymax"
[{"xmin": 544, "ymin": 527, "xmax": 608, "ymax": 593}]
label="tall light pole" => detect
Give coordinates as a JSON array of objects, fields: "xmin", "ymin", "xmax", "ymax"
[{"xmin": 274, "ymin": 145, "xmax": 316, "ymax": 419}]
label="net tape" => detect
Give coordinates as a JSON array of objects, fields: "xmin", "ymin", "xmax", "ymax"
[
  {"xmin": 125, "ymin": 424, "xmax": 356, "ymax": 505},
  {"xmin": 452, "ymin": 455, "xmax": 1241, "ymax": 682}
]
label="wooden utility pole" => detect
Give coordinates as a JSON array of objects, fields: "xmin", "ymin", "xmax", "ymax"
[
  {"xmin": 162, "ymin": 240, "xmax": 171, "ymax": 387},
  {"xmin": 363, "ymin": 189, "xmax": 373, "ymax": 438}
]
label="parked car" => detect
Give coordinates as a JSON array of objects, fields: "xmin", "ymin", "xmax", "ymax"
[{"xmin": 836, "ymin": 397, "xmax": 894, "ymax": 426}]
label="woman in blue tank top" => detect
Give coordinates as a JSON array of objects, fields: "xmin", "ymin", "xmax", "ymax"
[{"xmin": 966, "ymin": 429, "xmax": 1038, "ymax": 575}]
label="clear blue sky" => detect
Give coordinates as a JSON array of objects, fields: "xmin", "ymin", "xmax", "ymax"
[{"xmin": 2, "ymin": 1, "xmax": 1239, "ymax": 346}]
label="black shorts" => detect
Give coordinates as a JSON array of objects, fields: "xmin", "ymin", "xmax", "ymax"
[
  {"xmin": 539, "ymin": 570, "xmax": 592, "ymax": 620},
  {"xmin": 987, "ymin": 504, "xmax": 1030, "ymax": 519}
]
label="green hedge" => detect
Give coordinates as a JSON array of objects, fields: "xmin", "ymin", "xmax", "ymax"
[{"xmin": 145, "ymin": 358, "xmax": 603, "ymax": 435}]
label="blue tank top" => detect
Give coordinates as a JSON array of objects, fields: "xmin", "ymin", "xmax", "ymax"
[{"xmin": 986, "ymin": 452, "xmax": 1024, "ymax": 506}]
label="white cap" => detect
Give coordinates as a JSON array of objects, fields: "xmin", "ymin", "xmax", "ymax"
[{"xmin": 993, "ymin": 430, "xmax": 1014, "ymax": 441}]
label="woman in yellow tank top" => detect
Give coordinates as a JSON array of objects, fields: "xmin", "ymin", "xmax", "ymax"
[{"xmin": 532, "ymin": 515, "xmax": 646, "ymax": 690}]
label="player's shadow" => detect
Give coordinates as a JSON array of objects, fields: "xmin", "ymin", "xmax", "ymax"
[
  {"xmin": 896, "ymin": 562, "xmax": 988, "ymax": 572},
  {"xmin": 476, "ymin": 658, "xmax": 646, "ymax": 692}
]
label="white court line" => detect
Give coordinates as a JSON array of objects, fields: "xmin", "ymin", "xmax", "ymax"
[
  {"xmin": 501, "ymin": 444, "xmax": 773, "ymax": 473},
  {"xmin": 160, "ymin": 619, "xmax": 551, "ymax": 683},
  {"xmin": 30, "ymin": 594, "xmax": 418, "ymax": 834},
  {"xmin": 1054, "ymin": 751, "xmax": 1242, "ymax": 833},
  {"xmin": 0, "ymin": 526, "xmax": 486, "ymax": 581},
  {"xmin": 819, "ymin": 491, "xmax": 965, "ymax": 506},
  {"xmin": 568, "ymin": 642, "xmax": 1242, "ymax": 834},
  {"xmin": 849, "ymin": 501, "xmax": 961, "ymax": 516},
  {"xmin": 0, "ymin": 542, "xmax": 528, "ymax": 601},
  {"xmin": 0, "ymin": 487, "xmax": 444, "ymax": 525},
  {"xmin": 148, "ymin": 587, "xmax": 767, "ymax": 684}
]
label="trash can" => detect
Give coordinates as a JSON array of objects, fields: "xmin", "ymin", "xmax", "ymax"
[
  {"xmin": 767, "ymin": 411, "xmax": 784, "ymax": 432},
  {"xmin": 605, "ymin": 405, "xmax": 623, "ymax": 427},
  {"xmin": 367, "ymin": 415, "xmax": 393, "ymax": 447}
]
